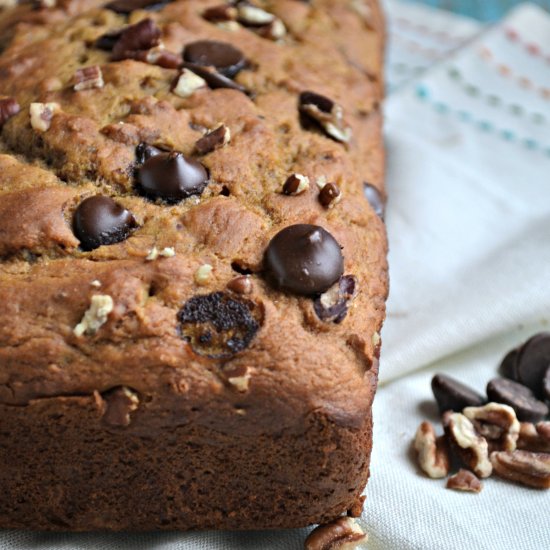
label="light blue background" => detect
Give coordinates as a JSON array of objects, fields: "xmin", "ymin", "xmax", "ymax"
[{"xmin": 410, "ymin": 0, "xmax": 550, "ymax": 20}]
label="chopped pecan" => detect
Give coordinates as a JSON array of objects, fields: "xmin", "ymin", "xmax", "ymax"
[
  {"xmin": 173, "ymin": 68, "xmax": 208, "ymax": 98},
  {"xmin": 29, "ymin": 102, "xmax": 59, "ymax": 132},
  {"xmin": 517, "ymin": 421, "xmax": 550, "ymax": 453},
  {"xmin": 194, "ymin": 124, "xmax": 231, "ymax": 155},
  {"xmin": 0, "ymin": 97, "xmax": 20, "ymax": 128},
  {"xmin": 463, "ymin": 402, "xmax": 520, "ymax": 452},
  {"xmin": 414, "ymin": 421, "xmax": 450, "ymax": 478},
  {"xmin": 73, "ymin": 65, "xmax": 104, "ymax": 91},
  {"xmin": 305, "ymin": 517, "xmax": 367, "ymax": 550},
  {"xmin": 299, "ymin": 91, "xmax": 352, "ymax": 143},
  {"xmin": 446, "ymin": 469, "xmax": 483, "ymax": 493},
  {"xmin": 313, "ymin": 275, "xmax": 357, "ymax": 324},
  {"xmin": 111, "ymin": 18, "xmax": 161, "ymax": 61},
  {"xmin": 490, "ymin": 450, "xmax": 550, "ymax": 489},
  {"xmin": 443, "ymin": 411, "xmax": 492, "ymax": 478},
  {"xmin": 282, "ymin": 173, "xmax": 309, "ymax": 196}
]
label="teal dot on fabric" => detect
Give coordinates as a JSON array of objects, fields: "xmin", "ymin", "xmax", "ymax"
[
  {"xmin": 532, "ymin": 113, "xmax": 545, "ymax": 124},
  {"xmin": 501, "ymin": 129, "xmax": 515, "ymax": 141},
  {"xmin": 523, "ymin": 138, "xmax": 538, "ymax": 150},
  {"xmin": 448, "ymin": 67, "xmax": 460, "ymax": 80},
  {"xmin": 466, "ymin": 84, "xmax": 479, "ymax": 96},
  {"xmin": 415, "ymin": 85, "xmax": 429, "ymax": 100},
  {"xmin": 487, "ymin": 95, "xmax": 501, "ymax": 106},
  {"xmin": 435, "ymin": 102, "xmax": 449, "ymax": 113},
  {"xmin": 510, "ymin": 104, "xmax": 523, "ymax": 115},
  {"xmin": 457, "ymin": 110, "xmax": 472, "ymax": 121},
  {"xmin": 478, "ymin": 120, "xmax": 493, "ymax": 132}
]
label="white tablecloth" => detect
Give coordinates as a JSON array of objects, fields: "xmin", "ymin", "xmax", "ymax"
[{"xmin": 3, "ymin": 2, "xmax": 550, "ymax": 548}]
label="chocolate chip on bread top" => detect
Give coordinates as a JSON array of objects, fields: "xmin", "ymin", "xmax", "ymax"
[{"xmin": 0, "ymin": 0, "xmax": 387, "ymax": 532}]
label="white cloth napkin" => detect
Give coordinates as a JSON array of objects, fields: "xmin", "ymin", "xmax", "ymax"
[{"xmin": 3, "ymin": 2, "xmax": 550, "ymax": 549}]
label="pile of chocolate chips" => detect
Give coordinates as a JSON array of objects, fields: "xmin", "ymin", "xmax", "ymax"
[{"xmin": 413, "ymin": 333, "xmax": 550, "ymax": 492}]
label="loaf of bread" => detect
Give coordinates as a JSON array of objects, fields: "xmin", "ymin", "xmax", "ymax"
[{"xmin": 0, "ymin": 0, "xmax": 387, "ymax": 531}]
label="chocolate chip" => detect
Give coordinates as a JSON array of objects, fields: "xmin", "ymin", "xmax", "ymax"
[
  {"xmin": 183, "ymin": 40, "xmax": 246, "ymax": 78},
  {"xmin": 194, "ymin": 124, "xmax": 231, "ymax": 155},
  {"xmin": 178, "ymin": 291, "xmax": 262, "ymax": 358},
  {"xmin": 313, "ymin": 274, "xmax": 357, "ymax": 323},
  {"xmin": 363, "ymin": 183, "xmax": 385, "ymax": 218},
  {"xmin": 95, "ymin": 29, "xmax": 123, "ymax": 51},
  {"xmin": 0, "ymin": 97, "xmax": 20, "ymax": 128},
  {"xmin": 544, "ymin": 367, "xmax": 550, "ymax": 404},
  {"xmin": 487, "ymin": 378, "xmax": 549, "ymax": 423},
  {"xmin": 111, "ymin": 19, "xmax": 161, "ymax": 62},
  {"xmin": 299, "ymin": 91, "xmax": 352, "ymax": 143},
  {"xmin": 73, "ymin": 195, "xmax": 137, "ymax": 251},
  {"xmin": 318, "ymin": 182, "xmax": 341, "ymax": 208},
  {"xmin": 499, "ymin": 347, "xmax": 519, "ymax": 379},
  {"xmin": 181, "ymin": 62, "xmax": 249, "ymax": 95},
  {"xmin": 515, "ymin": 333, "xmax": 550, "ymax": 398},
  {"xmin": 431, "ymin": 373, "xmax": 485, "ymax": 414},
  {"xmin": 264, "ymin": 224, "xmax": 344, "ymax": 296},
  {"xmin": 135, "ymin": 142, "xmax": 164, "ymax": 164},
  {"xmin": 105, "ymin": 0, "xmax": 171, "ymax": 14},
  {"xmin": 137, "ymin": 151, "xmax": 209, "ymax": 202}
]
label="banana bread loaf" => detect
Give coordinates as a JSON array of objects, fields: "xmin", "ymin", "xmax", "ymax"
[{"xmin": 0, "ymin": 0, "xmax": 387, "ymax": 531}]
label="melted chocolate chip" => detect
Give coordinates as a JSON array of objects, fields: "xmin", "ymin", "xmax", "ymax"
[
  {"xmin": 73, "ymin": 196, "xmax": 137, "ymax": 251},
  {"xmin": 264, "ymin": 224, "xmax": 344, "ymax": 296},
  {"xmin": 137, "ymin": 151, "xmax": 209, "ymax": 202},
  {"xmin": 314, "ymin": 275, "xmax": 357, "ymax": 323},
  {"xmin": 0, "ymin": 97, "xmax": 20, "ymax": 128},
  {"xmin": 183, "ymin": 40, "xmax": 246, "ymax": 78},
  {"xmin": 181, "ymin": 62, "xmax": 248, "ymax": 94},
  {"xmin": 487, "ymin": 378, "xmax": 549, "ymax": 423},
  {"xmin": 135, "ymin": 142, "xmax": 163, "ymax": 164},
  {"xmin": 95, "ymin": 29, "xmax": 123, "ymax": 51},
  {"xmin": 363, "ymin": 183, "xmax": 385, "ymax": 218},
  {"xmin": 105, "ymin": 0, "xmax": 171, "ymax": 14},
  {"xmin": 178, "ymin": 291, "xmax": 261, "ymax": 358},
  {"xmin": 431, "ymin": 374, "xmax": 485, "ymax": 413},
  {"xmin": 515, "ymin": 333, "xmax": 550, "ymax": 398},
  {"xmin": 111, "ymin": 19, "xmax": 161, "ymax": 62}
]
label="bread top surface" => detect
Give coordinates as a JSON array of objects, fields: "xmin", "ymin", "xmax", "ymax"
[{"xmin": 0, "ymin": 0, "xmax": 387, "ymax": 434}]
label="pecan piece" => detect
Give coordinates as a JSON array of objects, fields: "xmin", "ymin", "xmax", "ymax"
[
  {"xmin": 0, "ymin": 97, "xmax": 19, "ymax": 128},
  {"xmin": 414, "ymin": 420, "xmax": 450, "ymax": 478},
  {"xmin": 112, "ymin": 18, "xmax": 161, "ymax": 61},
  {"xmin": 29, "ymin": 102, "xmax": 59, "ymax": 132},
  {"xmin": 446, "ymin": 469, "xmax": 483, "ymax": 493},
  {"xmin": 517, "ymin": 421, "xmax": 550, "ymax": 453},
  {"xmin": 299, "ymin": 91, "xmax": 352, "ymax": 143},
  {"xmin": 305, "ymin": 517, "xmax": 367, "ymax": 550},
  {"xmin": 463, "ymin": 402, "xmax": 520, "ymax": 452},
  {"xmin": 490, "ymin": 450, "xmax": 550, "ymax": 489},
  {"xmin": 194, "ymin": 123, "xmax": 231, "ymax": 155},
  {"xmin": 282, "ymin": 173, "xmax": 309, "ymax": 196},
  {"xmin": 443, "ymin": 411, "xmax": 492, "ymax": 478},
  {"xmin": 73, "ymin": 65, "xmax": 104, "ymax": 91},
  {"xmin": 313, "ymin": 275, "xmax": 357, "ymax": 324}
]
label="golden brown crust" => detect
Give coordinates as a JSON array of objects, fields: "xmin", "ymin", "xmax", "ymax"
[{"xmin": 0, "ymin": 0, "xmax": 387, "ymax": 530}]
